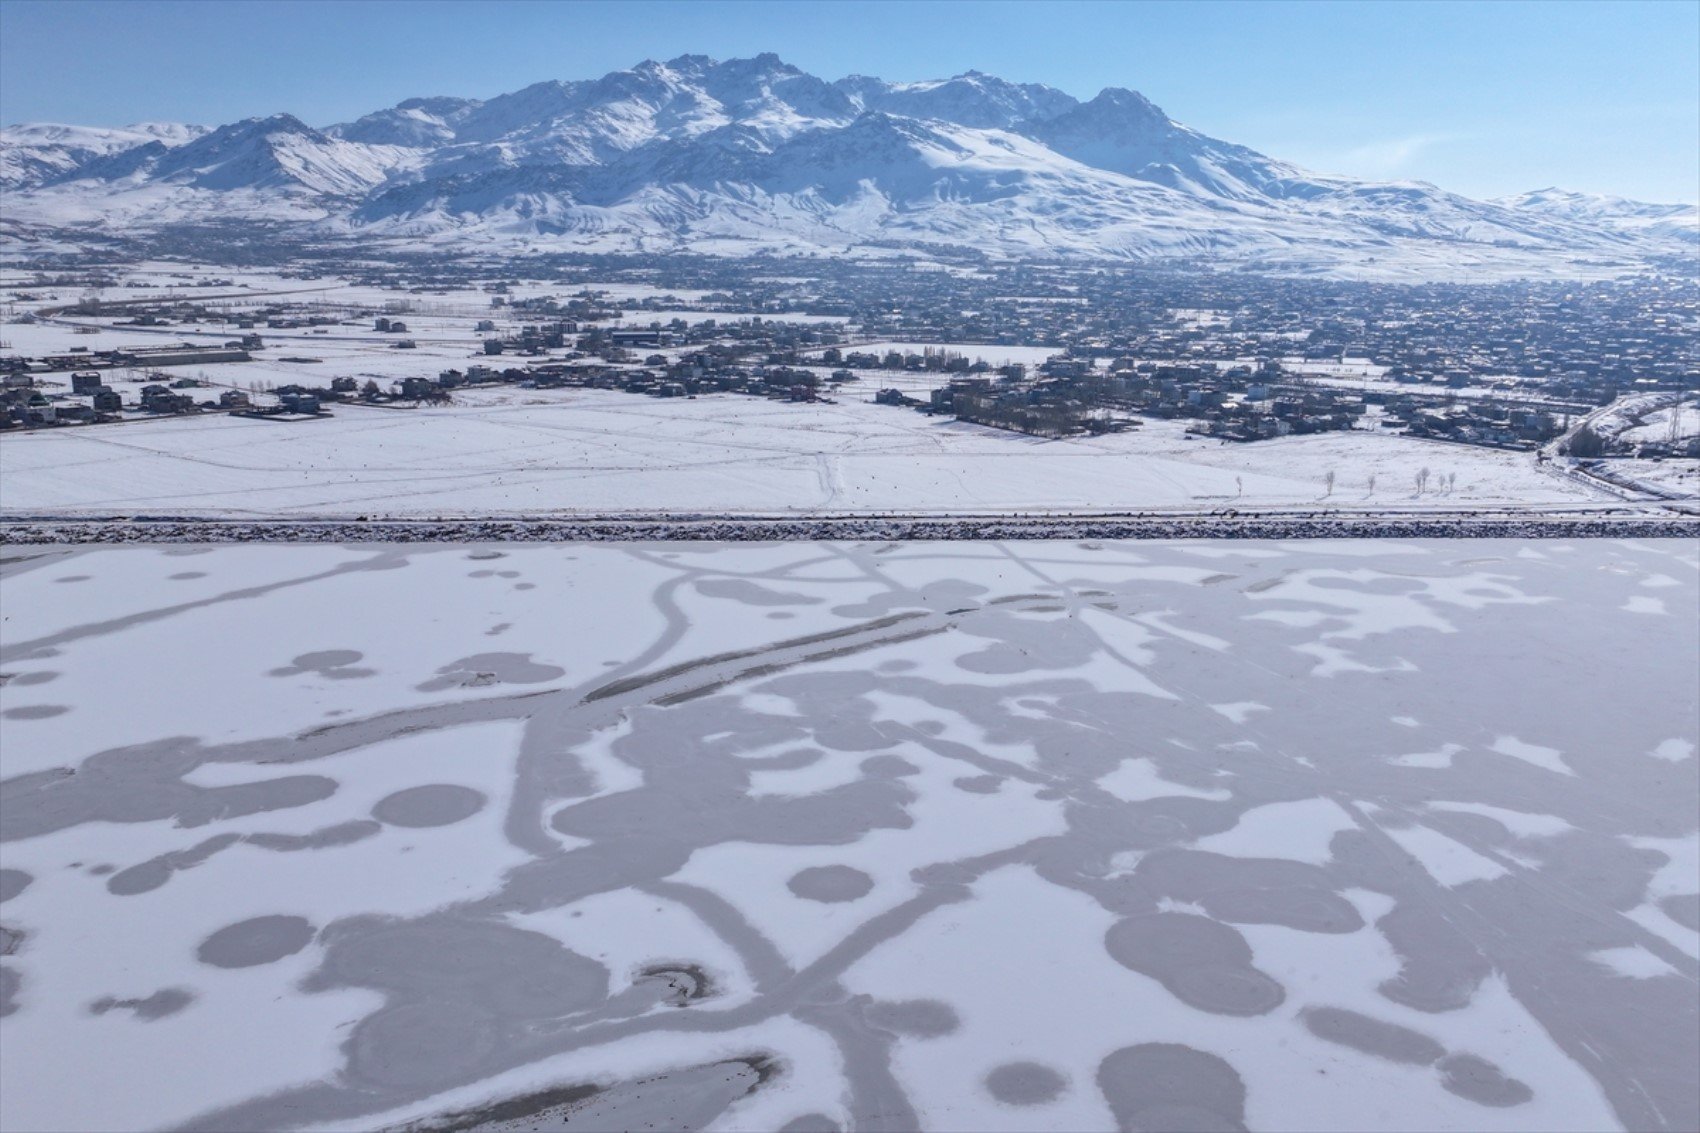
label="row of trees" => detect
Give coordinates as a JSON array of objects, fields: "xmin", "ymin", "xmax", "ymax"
[
  {"xmin": 954, "ymin": 393, "xmax": 1100, "ymax": 438},
  {"xmin": 1278, "ymin": 467, "xmax": 1459, "ymax": 498}
]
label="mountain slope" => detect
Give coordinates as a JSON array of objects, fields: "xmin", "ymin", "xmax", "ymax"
[
  {"xmin": 3, "ymin": 54, "xmax": 1693, "ymax": 277},
  {"xmin": 0, "ymin": 121, "xmax": 206, "ymax": 189},
  {"xmin": 1494, "ymin": 188, "xmax": 1700, "ymax": 245}
]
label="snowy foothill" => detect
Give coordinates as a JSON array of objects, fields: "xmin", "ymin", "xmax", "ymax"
[{"xmin": 0, "ymin": 539, "xmax": 1695, "ymax": 1132}]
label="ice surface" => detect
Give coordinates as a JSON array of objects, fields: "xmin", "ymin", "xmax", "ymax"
[{"xmin": 0, "ymin": 539, "xmax": 1695, "ymax": 1132}]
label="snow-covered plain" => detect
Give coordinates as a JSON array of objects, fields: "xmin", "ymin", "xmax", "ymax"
[
  {"xmin": 0, "ymin": 389, "xmax": 1623, "ymax": 517},
  {"xmin": 0, "ymin": 539, "xmax": 1695, "ymax": 1132}
]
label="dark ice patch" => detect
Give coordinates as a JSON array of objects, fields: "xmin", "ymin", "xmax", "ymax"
[
  {"xmin": 108, "ymin": 833, "xmax": 243, "ymax": 896},
  {"xmin": 1198, "ymin": 886, "xmax": 1364, "ymax": 934},
  {"xmin": 372, "ymin": 785, "xmax": 487, "ymax": 828},
  {"xmin": 308, "ymin": 916, "xmax": 610, "ymax": 1023},
  {"xmin": 269, "ymin": 650, "xmax": 375, "ymax": 679},
  {"xmin": 89, "ymin": 987, "xmax": 194, "ymax": 1020},
  {"xmin": 986, "ymin": 1061, "xmax": 1068, "ymax": 1105},
  {"xmin": 831, "ymin": 579, "xmax": 987, "ymax": 618},
  {"xmin": 353, "ymin": 998, "xmax": 496, "ymax": 1088},
  {"xmin": 862, "ymin": 997, "xmax": 959, "ymax": 1038},
  {"xmin": 788, "ymin": 865, "xmax": 875, "ymax": 903},
  {"xmin": 0, "ymin": 869, "xmax": 31, "ymax": 904},
  {"xmin": 246, "ymin": 820, "xmax": 382, "ymax": 851},
  {"xmin": 417, "ymin": 653, "xmax": 565, "ymax": 692},
  {"xmin": 1097, "ymin": 1042, "xmax": 1247, "ymax": 1132},
  {"xmin": 3, "ymin": 705, "xmax": 68, "ymax": 719},
  {"xmin": 1302, "ymin": 1006, "xmax": 1445, "ymax": 1065},
  {"xmin": 1105, "ymin": 913, "xmax": 1284, "ymax": 1016},
  {"xmin": 400, "ymin": 1056, "xmax": 778, "ymax": 1132},
  {"xmin": 196, "ymin": 915, "xmax": 316, "ymax": 968},
  {"xmin": 1660, "ymin": 893, "xmax": 1700, "ymax": 931},
  {"xmin": 0, "ymin": 965, "xmax": 18, "ymax": 1017},
  {"xmin": 1438, "ymin": 1053, "xmax": 1534, "ymax": 1107},
  {"xmin": 1130, "ymin": 851, "xmax": 1363, "ymax": 935},
  {"xmin": 779, "ymin": 1115, "xmax": 842, "ymax": 1133},
  {"xmin": 697, "ymin": 578, "xmax": 824, "ymax": 607},
  {"xmin": 860, "ymin": 755, "xmax": 918, "ymax": 778}
]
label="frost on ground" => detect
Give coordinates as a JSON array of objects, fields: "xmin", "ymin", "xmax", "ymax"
[{"xmin": 0, "ymin": 539, "xmax": 1695, "ymax": 1133}]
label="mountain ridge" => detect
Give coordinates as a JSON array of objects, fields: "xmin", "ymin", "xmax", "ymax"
[{"xmin": 3, "ymin": 54, "xmax": 1694, "ymax": 277}]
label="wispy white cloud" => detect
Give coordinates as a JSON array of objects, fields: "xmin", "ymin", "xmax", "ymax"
[{"xmin": 1337, "ymin": 133, "xmax": 1462, "ymax": 178}]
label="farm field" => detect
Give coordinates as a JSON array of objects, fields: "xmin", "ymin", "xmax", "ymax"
[{"xmin": 0, "ymin": 388, "xmax": 1621, "ymax": 518}]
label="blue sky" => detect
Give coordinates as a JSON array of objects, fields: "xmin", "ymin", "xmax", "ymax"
[{"xmin": 2, "ymin": 0, "xmax": 1695, "ymax": 203}]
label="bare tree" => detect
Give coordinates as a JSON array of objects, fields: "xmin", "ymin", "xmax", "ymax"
[
  {"xmin": 1234, "ymin": 475, "xmax": 1243, "ymax": 498},
  {"xmin": 1323, "ymin": 469, "xmax": 1336, "ymax": 497},
  {"xmin": 1415, "ymin": 466, "xmax": 1431, "ymax": 494},
  {"xmin": 1366, "ymin": 472, "xmax": 1377, "ymax": 495},
  {"xmin": 1446, "ymin": 472, "xmax": 1457, "ymax": 493},
  {"xmin": 1566, "ymin": 425, "xmax": 1605, "ymax": 458}
]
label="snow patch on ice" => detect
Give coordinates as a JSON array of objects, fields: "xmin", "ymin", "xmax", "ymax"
[
  {"xmin": 1387, "ymin": 743, "xmax": 1463, "ymax": 769},
  {"xmin": 1210, "ymin": 701, "xmax": 1269, "ymax": 725},
  {"xmin": 1649, "ymin": 738, "xmax": 1694, "ymax": 763},
  {"xmin": 1425, "ymin": 801, "xmax": 1573, "ymax": 840},
  {"xmin": 1191, "ymin": 797, "xmax": 1356, "ymax": 866},
  {"xmin": 1490, "ymin": 735, "xmax": 1574, "ymax": 777},
  {"xmin": 1097, "ymin": 757, "xmax": 1232, "ymax": 803},
  {"xmin": 1381, "ymin": 823, "xmax": 1510, "ymax": 887},
  {"xmin": 1586, "ymin": 945, "xmax": 1681, "ymax": 980}
]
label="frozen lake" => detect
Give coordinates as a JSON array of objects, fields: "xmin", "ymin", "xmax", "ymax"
[{"xmin": 0, "ymin": 539, "xmax": 1695, "ymax": 1132}]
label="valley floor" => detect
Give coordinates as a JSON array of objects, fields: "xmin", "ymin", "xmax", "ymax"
[{"xmin": 0, "ymin": 387, "xmax": 1650, "ymax": 518}]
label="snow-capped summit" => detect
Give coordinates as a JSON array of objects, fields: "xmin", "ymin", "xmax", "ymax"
[
  {"xmin": 1020, "ymin": 87, "xmax": 1319, "ymax": 204},
  {"xmin": 330, "ymin": 97, "xmax": 481, "ymax": 148},
  {"xmin": 839, "ymin": 70, "xmax": 1078, "ymax": 130},
  {"xmin": 1494, "ymin": 187, "xmax": 1699, "ymax": 243},
  {"xmin": 0, "ymin": 120, "xmax": 206, "ymax": 189},
  {"xmin": 3, "ymin": 55, "xmax": 1692, "ymax": 276},
  {"xmin": 60, "ymin": 113, "xmax": 410, "ymax": 197}
]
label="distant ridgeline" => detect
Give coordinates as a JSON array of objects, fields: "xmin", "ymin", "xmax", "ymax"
[{"xmin": 2, "ymin": 55, "xmax": 1695, "ymax": 275}]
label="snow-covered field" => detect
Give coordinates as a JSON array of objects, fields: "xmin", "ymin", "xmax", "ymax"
[
  {"xmin": 1, "ymin": 539, "xmax": 1695, "ymax": 1132},
  {"xmin": 1618, "ymin": 403, "xmax": 1700, "ymax": 448},
  {"xmin": 0, "ymin": 389, "xmax": 1621, "ymax": 517},
  {"xmin": 1591, "ymin": 459, "xmax": 1700, "ymax": 500}
]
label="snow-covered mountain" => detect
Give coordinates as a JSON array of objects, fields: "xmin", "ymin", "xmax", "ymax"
[
  {"xmin": 0, "ymin": 121, "xmax": 207, "ymax": 189},
  {"xmin": 3, "ymin": 55, "xmax": 1694, "ymax": 277},
  {"xmin": 1493, "ymin": 188, "xmax": 1699, "ymax": 245}
]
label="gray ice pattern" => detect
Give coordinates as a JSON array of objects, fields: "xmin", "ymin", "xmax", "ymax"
[{"xmin": 0, "ymin": 539, "xmax": 1695, "ymax": 1132}]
